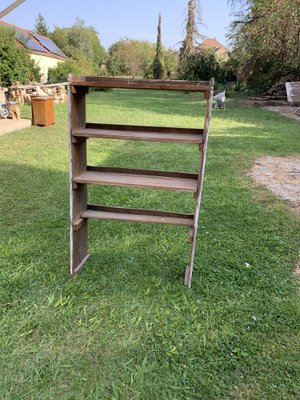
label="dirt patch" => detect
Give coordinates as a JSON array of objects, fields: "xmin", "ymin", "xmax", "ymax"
[
  {"xmin": 295, "ymin": 260, "xmax": 300, "ymax": 279},
  {"xmin": 261, "ymin": 105, "xmax": 300, "ymax": 121},
  {"xmin": 242, "ymin": 98, "xmax": 300, "ymax": 121},
  {"xmin": 250, "ymin": 156, "xmax": 300, "ymax": 215}
]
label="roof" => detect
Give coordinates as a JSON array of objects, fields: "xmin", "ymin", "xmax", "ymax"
[
  {"xmin": 0, "ymin": 20, "xmax": 67, "ymax": 60},
  {"xmin": 198, "ymin": 38, "xmax": 229, "ymax": 57}
]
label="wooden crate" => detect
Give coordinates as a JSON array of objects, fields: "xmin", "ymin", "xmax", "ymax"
[{"xmin": 68, "ymin": 75, "xmax": 214, "ymax": 288}]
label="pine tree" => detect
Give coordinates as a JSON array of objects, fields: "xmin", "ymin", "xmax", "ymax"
[
  {"xmin": 34, "ymin": 13, "xmax": 49, "ymax": 37},
  {"xmin": 152, "ymin": 13, "xmax": 166, "ymax": 79},
  {"xmin": 180, "ymin": 0, "xmax": 203, "ymax": 60}
]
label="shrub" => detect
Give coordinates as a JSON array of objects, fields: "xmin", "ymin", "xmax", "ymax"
[
  {"xmin": 48, "ymin": 59, "xmax": 81, "ymax": 83},
  {"xmin": 177, "ymin": 50, "xmax": 221, "ymax": 82},
  {"xmin": 0, "ymin": 26, "xmax": 40, "ymax": 86}
]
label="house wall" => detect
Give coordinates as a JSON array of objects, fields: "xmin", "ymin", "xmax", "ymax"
[{"xmin": 30, "ymin": 54, "xmax": 65, "ymax": 83}]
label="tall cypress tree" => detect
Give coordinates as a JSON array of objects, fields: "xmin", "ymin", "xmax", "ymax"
[
  {"xmin": 152, "ymin": 13, "xmax": 166, "ymax": 79},
  {"xmin": 180, "ymin": 0, "xmax": 203, "ymax": 60}
]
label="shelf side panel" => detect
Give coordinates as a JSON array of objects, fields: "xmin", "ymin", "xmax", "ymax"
[{"xmin": 69, "ymin": 85, "xmax": 89, "ymax": 274}]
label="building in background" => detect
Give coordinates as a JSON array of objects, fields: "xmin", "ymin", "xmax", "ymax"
[
  {"xmin": 198, "ymin": 38, "xmax": 229, "ymax": 60},
  {"xmin": 0, "ymin": 20, "xmax": 67, "ymax": 83}
]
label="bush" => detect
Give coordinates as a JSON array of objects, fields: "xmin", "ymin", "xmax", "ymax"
[
  {"xmin": 48, "ymin": 59, "xmax": 81, "ymax": 83},
  {"xmin": 0, "ymin": 26, "xmax": 40, "ymax": 86},
  {"xmin": 177, "ymin": 51, "xmax": 222, "ymax": 82}
]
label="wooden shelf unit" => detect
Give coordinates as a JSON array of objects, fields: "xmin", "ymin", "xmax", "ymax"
[{"xmin": 69, "ymin": 74, "xmax": 214, "ymax": 288}]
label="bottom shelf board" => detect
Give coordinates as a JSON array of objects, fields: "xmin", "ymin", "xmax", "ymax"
[{"xmin": 81, "ymin": 205, "xmax": 194, "ymax": 227}]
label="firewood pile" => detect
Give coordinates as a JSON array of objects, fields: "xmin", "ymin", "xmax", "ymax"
[
  {"xmin": 263, "ymin": 75, "xmax": 297, "ymax": 98},
  {"xmin": 7, "ymin": 82, "xmax": 68, "ymax": 105},
  {"xmin": 249, "ymin": 75, "xmax": 299, "ymax": 105}
]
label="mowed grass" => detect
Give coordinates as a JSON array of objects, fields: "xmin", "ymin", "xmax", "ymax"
[{"xmin": 0, "ymin": 89, "xmax": 299, "ymax": 400}]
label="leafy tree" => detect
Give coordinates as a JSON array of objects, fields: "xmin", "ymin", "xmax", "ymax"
[
  {"xmin": 164, "ymin": 48, "xmax": 179, "ymax": 78},
  {"xmin": 34, "ymin": 13, "xmax": 49, "ymax": 37},
  {"xmin": 48, "ymin": 59, "xmax": 81, "ymax": 83},
  {"xmin": 228, "ymin": 0, "xmax": 300, "ymax": 91},
  {"xmin": 177, "ymin": 50, "xmax": 221, "ymax": 81},
  {"xmin": 152, "ymin": 14, "xmax": 166, "ymax": 79},
  {"xmin": 51, "ymin": 19, "xmax": 106, "ymax": 75},
  {"xmin": 107, "ymin": 38, "xmax": 156, "ymax": 77},
  {"xmin": 0, "ymin": 26, "xmax": 40, "ymax": 86},
  {"xmin": 180, "ymin": 0, "xmax": 204, "ymax": 60}
]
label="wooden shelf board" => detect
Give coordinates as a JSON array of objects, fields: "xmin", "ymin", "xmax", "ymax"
[
  {"xmin": 82, "ymin": 205, "xmax": 194, "ymax": 226},
  {"xmin": 69, "ymin": 74, "xmax": 212, "ymax": 92},
  {"xmin": 73, "ymin": 124, "xmax": 204, "ymax": 144},
  {"xmin": 73, "ymin": 167, "xmax": 198, "ymax": 192}
]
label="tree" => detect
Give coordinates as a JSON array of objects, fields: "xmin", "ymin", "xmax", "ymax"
[
  {"xmin": 177, "ymin": 50, "xmax": 221, "ymax": 81},
  {"xmin": 0, "ymin": 26, "xmax": 40, "ymax": 86},
  {"xmin": 48, "ymin": 59, "xmax": 81, "ymax": 83},
  {"xmin": 34, "ymin": 13, "xmax": 49, "ymax": 37},
  {"xmin": 164, "ymin": 48, "xmax": 179, "ymax": 78},
  {"xmin": 107, "ymin": 38, "xmax": 156, "ymax": 77},
  {"xmin": 51, "ymin": 19, "xmax": 106, "ymax": 75},
  {"xmin": 228, "ymin": 0, "xmax": 300, "ymax": 91},
  {"xmin": 180, "ymin": 0, "xmax": 204, "ymax": 60},
  {"xmin": 152, "ymin": 14, "xmax": 166, "ymax": 79}
]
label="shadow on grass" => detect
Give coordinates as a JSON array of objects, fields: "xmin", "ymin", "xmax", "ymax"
[{"xmin": 1, "ymin": 155, "xmax": 298, "ymax": 299}]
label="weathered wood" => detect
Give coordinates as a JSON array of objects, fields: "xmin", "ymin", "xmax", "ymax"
[
  {"xmin": 82, "ymin": 205, "xmax": 194, "ymax": 226},
  {"xmin": 69, "ymin": 85, "xmax": 89, "ymax": 275},
  {"xmin": 69, "ymin": 74, "xmax": 214, "ymax": 286},
  {"xmin": 184, "ymin": 78, "xmax": 215, "ymax": 288},
  {"xmin": 85, "ymin": 123, "xmax": 204, "ymax": 134},
  {"xmin": 73, "ymin": 124, "xmax": 204, "ymax": 144},
  {"xmin": 74, "ymin": 168, "xmax": 198, "ymax": 192},
  {"xmin": 87, "ymin": 166, "xmax": 198, "ymax": 179},
  {"xmin": 69, "ymin": 74, "xmax": 212, "ymax": 92}
]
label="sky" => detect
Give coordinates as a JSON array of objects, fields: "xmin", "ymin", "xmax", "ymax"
[{"xmin": 1, "ymin": 0, "xmax": 233, "ymax": 50}]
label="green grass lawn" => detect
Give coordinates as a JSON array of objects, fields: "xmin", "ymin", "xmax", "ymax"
[{"xmin": 0, "ymin": 90, "xmax": 299, "ymax": 399}]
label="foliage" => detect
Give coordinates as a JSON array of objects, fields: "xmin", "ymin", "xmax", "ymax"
[
  {"xmin": 34, "ymin": 13, "xmax": 49, "ymax": 37},
  {"xmin": 164, "ymin": 48, "xmax": 179, "ymax": 78},
  {"xmin": 180, "ymin": 0, "xmax": 204, "ymax": 60},
  {"xmin": 51, "ymin": 19, "xmax": 106, "ymax": 75},
  {"xmin": 48, "ymin": 59, "xmax": 81, "ymax": 83},
  {"xmin": 0, "ymin": 26, "xmax": 40, "ymax": 86},
  {"xmin": 177, "ymin": 50, "xmax": 222, "ymax": 81},
  {"xmin": 107, "ymin": 38, "xmax": 156, "ymax": 77},
  {"xmin": 228, "ymin": 0, "xmax": 300, "ymax": 91},
  {"xmin": 152, "ymin": 14, "xmax": 166, "ymax": 79},
  {"xmin": 107, "ymin": 38, "xmax": 178, "ymax": 78},
  {"xmin": 1, "ymin": 91, "xmax": 300, "ymax": 399}
]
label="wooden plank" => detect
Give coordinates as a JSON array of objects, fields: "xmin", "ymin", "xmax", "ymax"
[
  {"xmin": 82, "ymin": 205, "xmax": 194, "ymax": 226},
  {"xmin": 69, "ymin": 84, "xmax": 89, "ymax": 275},
  {"xmin": 185, "ymin": 78, "xmax": 215, "ymax": 288},
  {"xmin": 73, "ymin": 124, "xmax": 204, "ymax": 144},
  {"xmin": 73, "ymin": 168, "xmax": 198, "ymax": 192},
  {"xmin": 69, "ymin": 74, "xmax": 212, "ymax": 92},
  {"xmin": 85, "ymin": 123, "xmax": 204, "ymax": 134},
  {"xmin": 87, "ymin": 166, "xmax": 198, "ymax": 180}
]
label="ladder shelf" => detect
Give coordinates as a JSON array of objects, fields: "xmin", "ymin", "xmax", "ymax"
[{"xmin": 69, "ymin": 74, "xmax": 214, "ymax": 288}]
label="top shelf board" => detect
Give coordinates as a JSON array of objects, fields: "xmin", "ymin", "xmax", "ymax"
[{"xmin": 68, "ymin": 74, "xmax": 214, "ymax": 93}]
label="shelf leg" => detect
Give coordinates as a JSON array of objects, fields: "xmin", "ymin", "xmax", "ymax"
[{"xmin": 69, "ymin": 84, "xmax": 89, "ymax": 274}]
